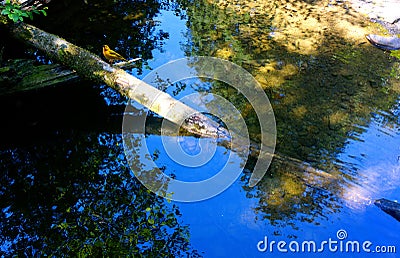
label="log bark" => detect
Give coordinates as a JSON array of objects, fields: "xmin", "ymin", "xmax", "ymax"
[
  {"xmin": 0, "ymin": 58, "xmax": 142, "ymax": 96},
  {"xmin": 7, "ymin": 22, "xmax": 229, "ymax": 140},
  {"xmin": 5, "ymin": 22, "xmax": 337, "ymax": 188}
]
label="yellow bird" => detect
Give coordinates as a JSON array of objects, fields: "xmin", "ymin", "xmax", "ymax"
[{"xmin": 102, "ymin": 45, "xmax": 127, "ymax": 64}]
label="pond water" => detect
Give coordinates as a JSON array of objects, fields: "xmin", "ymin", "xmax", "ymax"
[{"xmin": 1, "ymin": 0, "xmax": 400, "ymax": 257}]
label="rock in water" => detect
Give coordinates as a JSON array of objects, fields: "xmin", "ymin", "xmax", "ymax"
[
  {"xmin": 366, "ymin": 34, "xmax": 400, "ymax": 51},
  {"xmin": 370, "ymin": 18, "xmax": 400, "ymax": 35},
  {"xmin": 374, "ymin": 198, "xmax": 400, "ymax": 222}
]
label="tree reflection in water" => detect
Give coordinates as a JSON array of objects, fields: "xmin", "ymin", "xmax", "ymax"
[
  {"xmin": 175, "ymin": 0, "xmax": 400, "ymax": 227},
  {"xmin": 0, "ymin": 130, "xmax": 200, "ymax": 256}
]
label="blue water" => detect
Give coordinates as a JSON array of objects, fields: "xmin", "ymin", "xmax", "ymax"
[
  {"xmin": 1, "ymin": 2, "xmax": 400, "ymax": 257},
  {"xmin": 130, "ymin": 8, "xmax": 400, "ymax": 257},
  {"xmin": 142, "ymin": 110, "xmax": 400, "ymax": 257},
  {"xmin": 172, "ymin": 115, "xmax": 400, "ymax": 257}
]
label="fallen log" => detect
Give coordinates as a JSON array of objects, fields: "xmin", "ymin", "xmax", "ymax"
[
  {"xmin": 4, "ymin": 22, "xmax": 335, "ymax": 189},
  {"xmin": 1, "ymin": 9, "xmax": 393, "ymax": 207},
  {"xmin": 7, "ymin": 21, "xmax": 229, "ymax": 140},
  {"xmin": 0, "ymin": 58, "xmax": 142, "ymax": 96}
]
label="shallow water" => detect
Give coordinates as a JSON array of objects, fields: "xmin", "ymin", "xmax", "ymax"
[{"xmin": 1, "ymin": 0, "xmax": 400, "ymax": 256}]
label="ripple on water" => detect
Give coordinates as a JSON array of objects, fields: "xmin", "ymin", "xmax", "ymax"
[
  {"xmin": 342, "ymin": 164, "xmax": 400, "ymax": 210},
  {"xmin": 338, "ymin": 105, "xmax": 400, "ymax": 211}
]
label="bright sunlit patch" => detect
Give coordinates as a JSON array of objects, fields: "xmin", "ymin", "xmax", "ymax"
[{"xmin": 342, "ymin": 164, "xmax": 400, "ymax": 211}]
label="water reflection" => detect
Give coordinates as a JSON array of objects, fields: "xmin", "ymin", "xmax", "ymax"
[
  {"xmin": 1, "ymin": 0, "xmax": 400, "ymax": 256},
  {"xmin": 31, "ymin": 0, "xmax": 173, "ymax": 74},
  {"xmin": 337, "ymin": 109, "xmax": 400, "ymax": 210},
  {"xmin": 178, "ymin": 136, "xmax": 202, "ymax": 156},
  {"xmin": 0, "ymin": 1, "xmax": 201, "ymax": 255},
  {"xmin": 176, "ymin": 0, "xmax": 400, "ymax": 223},
  {"xmin": 0, "ymin": 127, "xmax": 200, "ymax": 256}
]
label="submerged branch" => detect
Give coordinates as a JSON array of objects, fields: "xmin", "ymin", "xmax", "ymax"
[{"xmin": 0, "ymin": 59, "xmax": 79, "ymax": 95}]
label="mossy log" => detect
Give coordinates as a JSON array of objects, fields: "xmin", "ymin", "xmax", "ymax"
[
  {"xmin": 0, "ymin": 58, "xmax": 142, "ymax": 96},
  {"xmin": 1, "ymin": 13, "xmax": 394, "ymax": 205},
  {"xmin": 6, "ymin": 22, "xmax": 338, "ymax": 189},
  {"xmin": 7, "ymin": 22, "xmax": 229, "ymax": 139},
  {"xmin": 0, "ymin": 59, "xmax": 78, "ymax": 95}
]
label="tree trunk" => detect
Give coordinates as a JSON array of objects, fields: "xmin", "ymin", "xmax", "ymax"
[
  {"xmin": 0, "ymin": 58, "xmax": 143, "ymax": 96},
  {"xmin": 7, "ymin": 22, "xmax": 229, "ymax": 140},
  {"xmin": 5, "ymin": 22, "xmax": 338, "ymax": 188}
]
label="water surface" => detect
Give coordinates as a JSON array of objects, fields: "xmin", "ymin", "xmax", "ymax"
[{"xmin": 1, "ymin": 0, "xmax": 400, "ymax": 256}]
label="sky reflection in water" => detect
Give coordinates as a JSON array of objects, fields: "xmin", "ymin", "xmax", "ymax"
[
  {"xmin": 132, "ymin": 7, "xmax": 400, "ymax": 257},
  {"xmin": 1, "ymin": 1, "xmax": 400, "ymax": 256}
]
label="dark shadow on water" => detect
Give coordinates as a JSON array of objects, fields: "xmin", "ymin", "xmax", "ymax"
[
  {"xmin": 0, "ymin": 0, "xmax": 202, "ymax": 256},
  {"xmin": 0, "ymin": 78, "xmax": 201, "ymax": 255}
]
